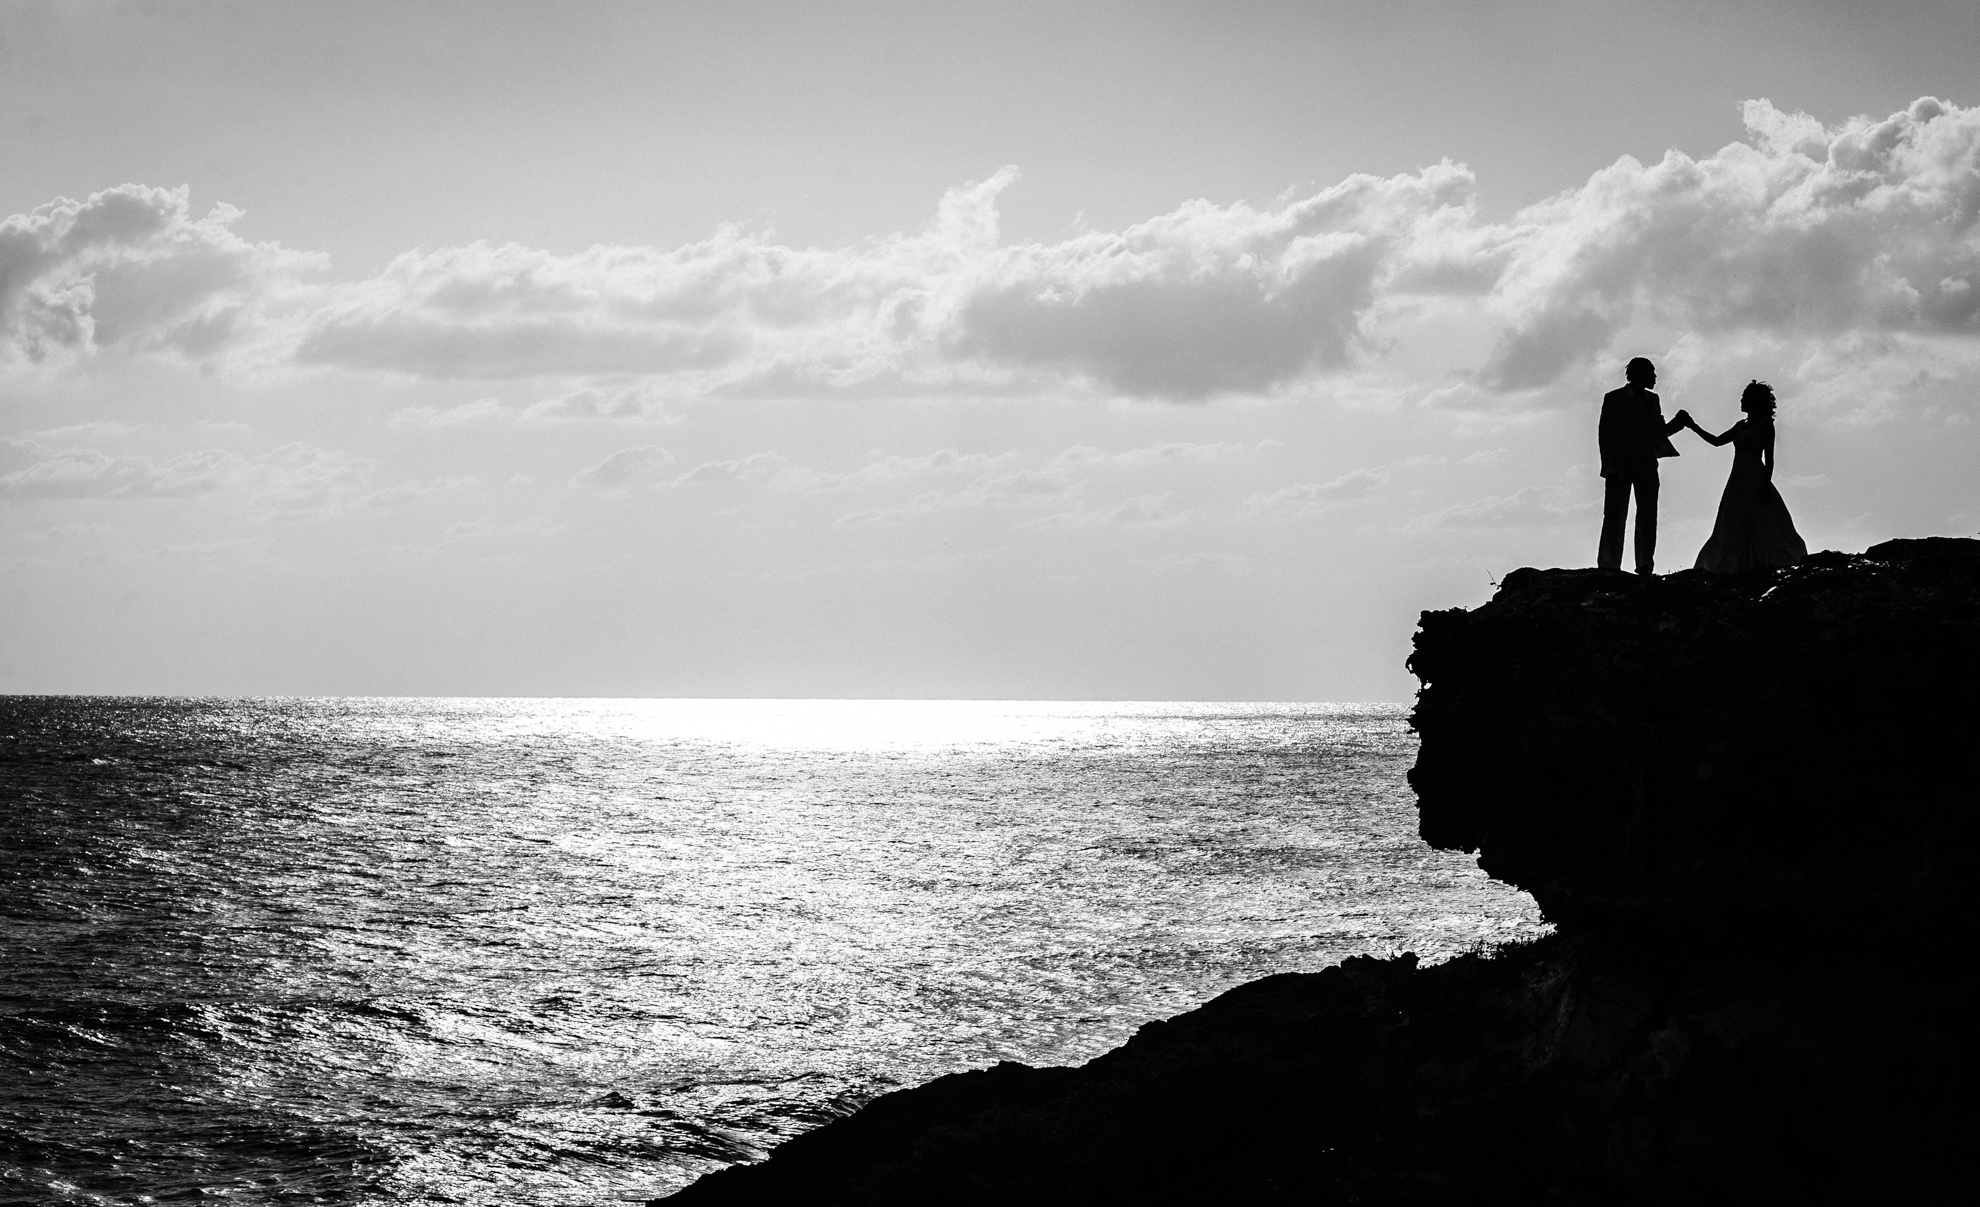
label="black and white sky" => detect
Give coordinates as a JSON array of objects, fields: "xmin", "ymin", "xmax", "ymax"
[{"xmin": 3, "ymin": 0, "xmax": 1977, "ymax": 699}]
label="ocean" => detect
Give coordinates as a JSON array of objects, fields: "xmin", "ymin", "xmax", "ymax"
[{"xmin": 1, "ymin": 697, "xmax": 1546, "ymax": 1205}]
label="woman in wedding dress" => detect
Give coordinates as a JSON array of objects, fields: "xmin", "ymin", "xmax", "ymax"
[{"xmin": 1685, "ymin": 380, "xmax": 1808, "ymax": 572}]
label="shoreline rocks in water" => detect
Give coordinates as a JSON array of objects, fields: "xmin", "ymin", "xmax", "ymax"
[{"xmin": 659, "ymin": 538, "xmax": 1980, "ymax": 1205}]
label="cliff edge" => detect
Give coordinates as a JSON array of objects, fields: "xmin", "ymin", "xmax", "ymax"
[{"xmin": 661, "ymin": 539, "xmax": 1980, "ymax": 1205}]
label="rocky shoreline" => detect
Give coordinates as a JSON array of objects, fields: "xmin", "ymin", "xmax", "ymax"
[{"xmin": 661, "ymin": 538, "xmax": 1980, "ymax": 1204}]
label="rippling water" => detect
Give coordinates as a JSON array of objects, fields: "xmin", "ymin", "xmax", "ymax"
[{"xmin": 1, "ymin": 698, "xmax": 1545, "ymax": 1205}]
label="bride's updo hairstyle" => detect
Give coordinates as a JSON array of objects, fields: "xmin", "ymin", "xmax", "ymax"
[{"xmin": 1741, "ymin": 379, "xmax": 1777, "ymax": 419}]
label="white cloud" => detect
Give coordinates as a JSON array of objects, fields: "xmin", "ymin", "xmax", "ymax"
[
  {"xmin": 283, "ymin": 169, "xmax": 1024, "ymax": 386},
  {"xmin": 22, "ymin": 522, "xmax": 111, "ymax": 544},
  {"xmin": 0, "ymin": 438, "xmax": 238, "ymax": 499},
  {"xmin": 0, "ymin": 183, "xmax": 320, "ymax": 367},
  {"xmin": 1032, "ymin": 491, "xmax": 1190, "ymax": 528},
  {"xmin": 11, "ymin": 164, "xmax": 1462, "ymax": 400},
  {"xmin": 1412, "ymin": 485, "xmax": 1593, "ymax": 529},
  {"xmin": 142, "ymin": 538, "xmax": 264, "ymax": 564},
  {"xmin": 24, "ymin": 421, "xmax": 146, "ymax": 442},
  {"xmin": 351, "ymin": 476, "xmax": 477, "ymax": 512},
  {"xmin": 8, "ymin": 98, "xmax": 1979, "ymax": 427},
  {"xmin": 834, "ymin": 467, "xmax": 1074, "ymax": 526},
  {"xmin": 390, "ymin": 515, "xmax": 565, "ymax": 557},
  {"xmin": 570, "ymin": 445, "xmax": 675, "ymax": 493},
  {"xmin": 0, "ymin": 436, "xmax": 386, "ymax": 519},
  {"xmin": 947, "ymin": 166, "xmax": 1477, "ymax": 399},
  {"xmin": 1051, "ymin": 440, "xmax": 1262, "ymax": 468},
  {"xmin": 976, "ymin": 468, "xmax": 1075, "ymax": 498},
  {"xmin": 796, "ymin": 447, "xmax": 1012, "ymax": 491},
  {"xmin": 242, "ymin": 444, "xmax": 379, "ymax": 520},
  {"xmin": 1479, "ymin": 97, "xmax": 1980, "ymax": 389},
  {"xmin": 520, "ymin": 384, "xmax": 678, "ymax": 423},
  {"xmin": 671, "ymin": 450, "xmax": 786, "ymax": 488},
  {"xmin": 1242, "ymin": 466, "xmax": 1390, "ymax": 516},
  {"xmin": 444, "ymin": 516, "xmax": 559, "ymax": 539},
  {"xmin": 389, "ymin": 398, "xmax": 506, "ymax": 430}
]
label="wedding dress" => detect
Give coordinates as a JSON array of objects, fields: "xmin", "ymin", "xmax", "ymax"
[{"xmin": 1693, "ymin": 419, "xmax": 1807, "ymax": 572}]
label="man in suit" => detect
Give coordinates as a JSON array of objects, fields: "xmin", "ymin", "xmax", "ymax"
[{"xmin": 1598, "ymin": 357, "xmax": 1690, "ymax": 574}]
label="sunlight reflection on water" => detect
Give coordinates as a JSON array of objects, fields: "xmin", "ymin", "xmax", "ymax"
[{"xmin": 1, "ymin": 699, "xmax": 1546, "ymax": 1205}]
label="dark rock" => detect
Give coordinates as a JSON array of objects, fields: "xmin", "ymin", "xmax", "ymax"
[
  {"xmin": 1407, "ymin": 536, "xmax": 1980, "ymax": 944},
  {"xmin": 1863, "ymin": 534, "xmax": 1980, "ymax": 562},
  {"xmin": 658, "ymin": 539, "xmax": 1980, "ymax": 1205}
]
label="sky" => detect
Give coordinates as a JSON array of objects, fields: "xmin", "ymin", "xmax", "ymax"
[{"xmin": 3, "ymin": 0, "xmax": 1977, "ymax": 700}]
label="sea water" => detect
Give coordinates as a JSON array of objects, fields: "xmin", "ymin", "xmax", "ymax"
[{"xmin": 1, "ymin": 698, "xmax": 1546, "ymax": 1205}]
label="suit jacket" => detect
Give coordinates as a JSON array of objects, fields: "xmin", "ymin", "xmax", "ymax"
[{"xmin": 1599, "ymin": 385, "xmax": 1682, "ymax": 477}]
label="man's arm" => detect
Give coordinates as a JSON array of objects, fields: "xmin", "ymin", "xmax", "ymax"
[{"xmin": 1642, "ymin": 391, "xmax": 1683, "ymax": 458}]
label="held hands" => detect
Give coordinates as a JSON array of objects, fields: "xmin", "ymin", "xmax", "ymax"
[{"xmin": 1673, "ymin": 408, "xmax": 1694, "ymax": 430}]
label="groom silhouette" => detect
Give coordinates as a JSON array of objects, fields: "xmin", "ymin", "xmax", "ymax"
[{"xmin": 1597, "ymin": 357, "xmax": 1689, "ymax": 574}]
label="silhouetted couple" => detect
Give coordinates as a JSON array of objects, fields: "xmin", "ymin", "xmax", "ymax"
[{"xmin": 1597, "ymin": 356, "xmax": 1806, "ymax": 575}]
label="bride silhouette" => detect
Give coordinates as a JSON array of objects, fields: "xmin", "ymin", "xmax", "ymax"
[{"xmin": 1684, "ymin": 380, "xmax": 1807, "ymax": 572}]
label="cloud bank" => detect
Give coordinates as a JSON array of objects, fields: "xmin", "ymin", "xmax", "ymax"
[
  {"xmin": 0, "ymin": 185, "xmax": 320, "ymax": 367},
  {"xmin": 0, "ymin": 437, "xmax": 236, "ymax": 498},
  {"xmin": 1481, "ymin": 97, "xmax": 1980, "ymax": 389},
  {"xmin": 4, "ymin": 98, "xmax": 1976, "ymax": 408},
  {"xmin": 0, "ymin": 437, "xmax": 439, "ymax": 520}
]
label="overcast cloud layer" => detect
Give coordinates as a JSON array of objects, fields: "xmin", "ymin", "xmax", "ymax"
[{"xmin": 4, "ymin": 97, "xmax": 1977, "ymax": 698}]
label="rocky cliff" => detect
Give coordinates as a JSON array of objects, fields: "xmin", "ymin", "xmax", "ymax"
[{"xmin": 660, "ymin": 538, "xmax": 1980, "ymax": 1205}]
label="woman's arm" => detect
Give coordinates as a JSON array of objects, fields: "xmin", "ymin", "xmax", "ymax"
[
  {"xmin": 1761, "ymin": 424, "xmax": 1774, "ymax": 478},
  {"xmin": 1688, "ymin": 417, "xmax": 1739, "ymax": 446}
]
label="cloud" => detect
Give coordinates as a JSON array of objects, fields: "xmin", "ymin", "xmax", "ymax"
[
  {"xmin": 0, "ymin": 437, "xmax": 380, "ymax": 518},
  {"xmin": 1242, "ymin": 466, "xmax": 1391, "ymax": 516},
  {"xmin": 283, "ymin": 170, "xmax": 1028, "ymax": 385},
  {"xmin": 28, "ymin": 164, "xmax": 1467, "ymax": 401},
  {"xmin": 1032, "ymin": 491, "xmax": 1190, "ymax": 528},
  {"xmin": 1051, "ymin": 440, "xmax": 1264, "ymax": 468},
  {"xmin": 9, "ymin": 98, "xmax": 1979, "ymax": 420},
  {"xmin": 291, "ymin": 245, "xmax": 742, "ymax": 379},
  {"xmin": 24, "ymin": 421, "xmax": 146, "ymax": 442},
  {"xmin": 0, "ymin": 438, "xmax": 238, "ymax": 499},
  {"xmin": 0, "ymin": 183, "xmax": 321, "ymax": 366},
  {"xmin": 242, "ymin": 444, "xmax": 379, "ymax": 520},
  {"xmin": 1412, "ymin": 485, "xmax": 1593, "ymax": 529},
  {"xmin": 796, "ymin": 447, "xmax": 1011, "ymax": 491},
  {"xmin": 975, "ymin": 468, "xmax": 1075, "ymax": 498},
  {"xmin": 835, "ymin": 467, "xmax": 1074, "ymax": 526},
  {"xmin": 438, "ymin": 516, "xmax": 562, "ymax": 541},
  {"xmin": 390, "ymin": 514, "xmax": 564, "ymax": 557},
  {"xmin": 520, "ymin": 383, "xmax": 680, "ymax": 423},
  {"xmin": 389, "ymin": 398, "xmax": 507, "ymax": 430},
  {"xmin": 671, "ymin": 450, "xmax": 786, "ymax": 488},
  {"xmin": 570, "ymin": 445, "xmax": 675, "ymax": 493},
  {"xmin": 948, "ymin": 165, "xmax": 1477, "ymax": 399},
  {"xmin": 142, "ymin": 538, "xmax": 264, "ymax": 564},
  {"xmin": 1480, "ymin": 96, "xmax": 1980, "ymax": 389},
  {"xmin": 689, "ymin": 443, "xmax": 1184, "ymax": 500},
  {"xmin": 351, "ymin": 476, "xmax": 477, "ymax": 511},
  {"xmin": 23, "ymin": 522, "xmax": 111, "ymax": 544}
]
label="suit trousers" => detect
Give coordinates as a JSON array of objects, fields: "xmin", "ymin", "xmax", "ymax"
[{"xmin": 1598, "ymin": 459, "xmax": 1660, "ymax": 574}]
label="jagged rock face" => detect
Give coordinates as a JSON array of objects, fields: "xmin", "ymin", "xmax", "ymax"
[{"xmin": 1407, "ymin": 538, "xmax": 1980, "ymax": 944}]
